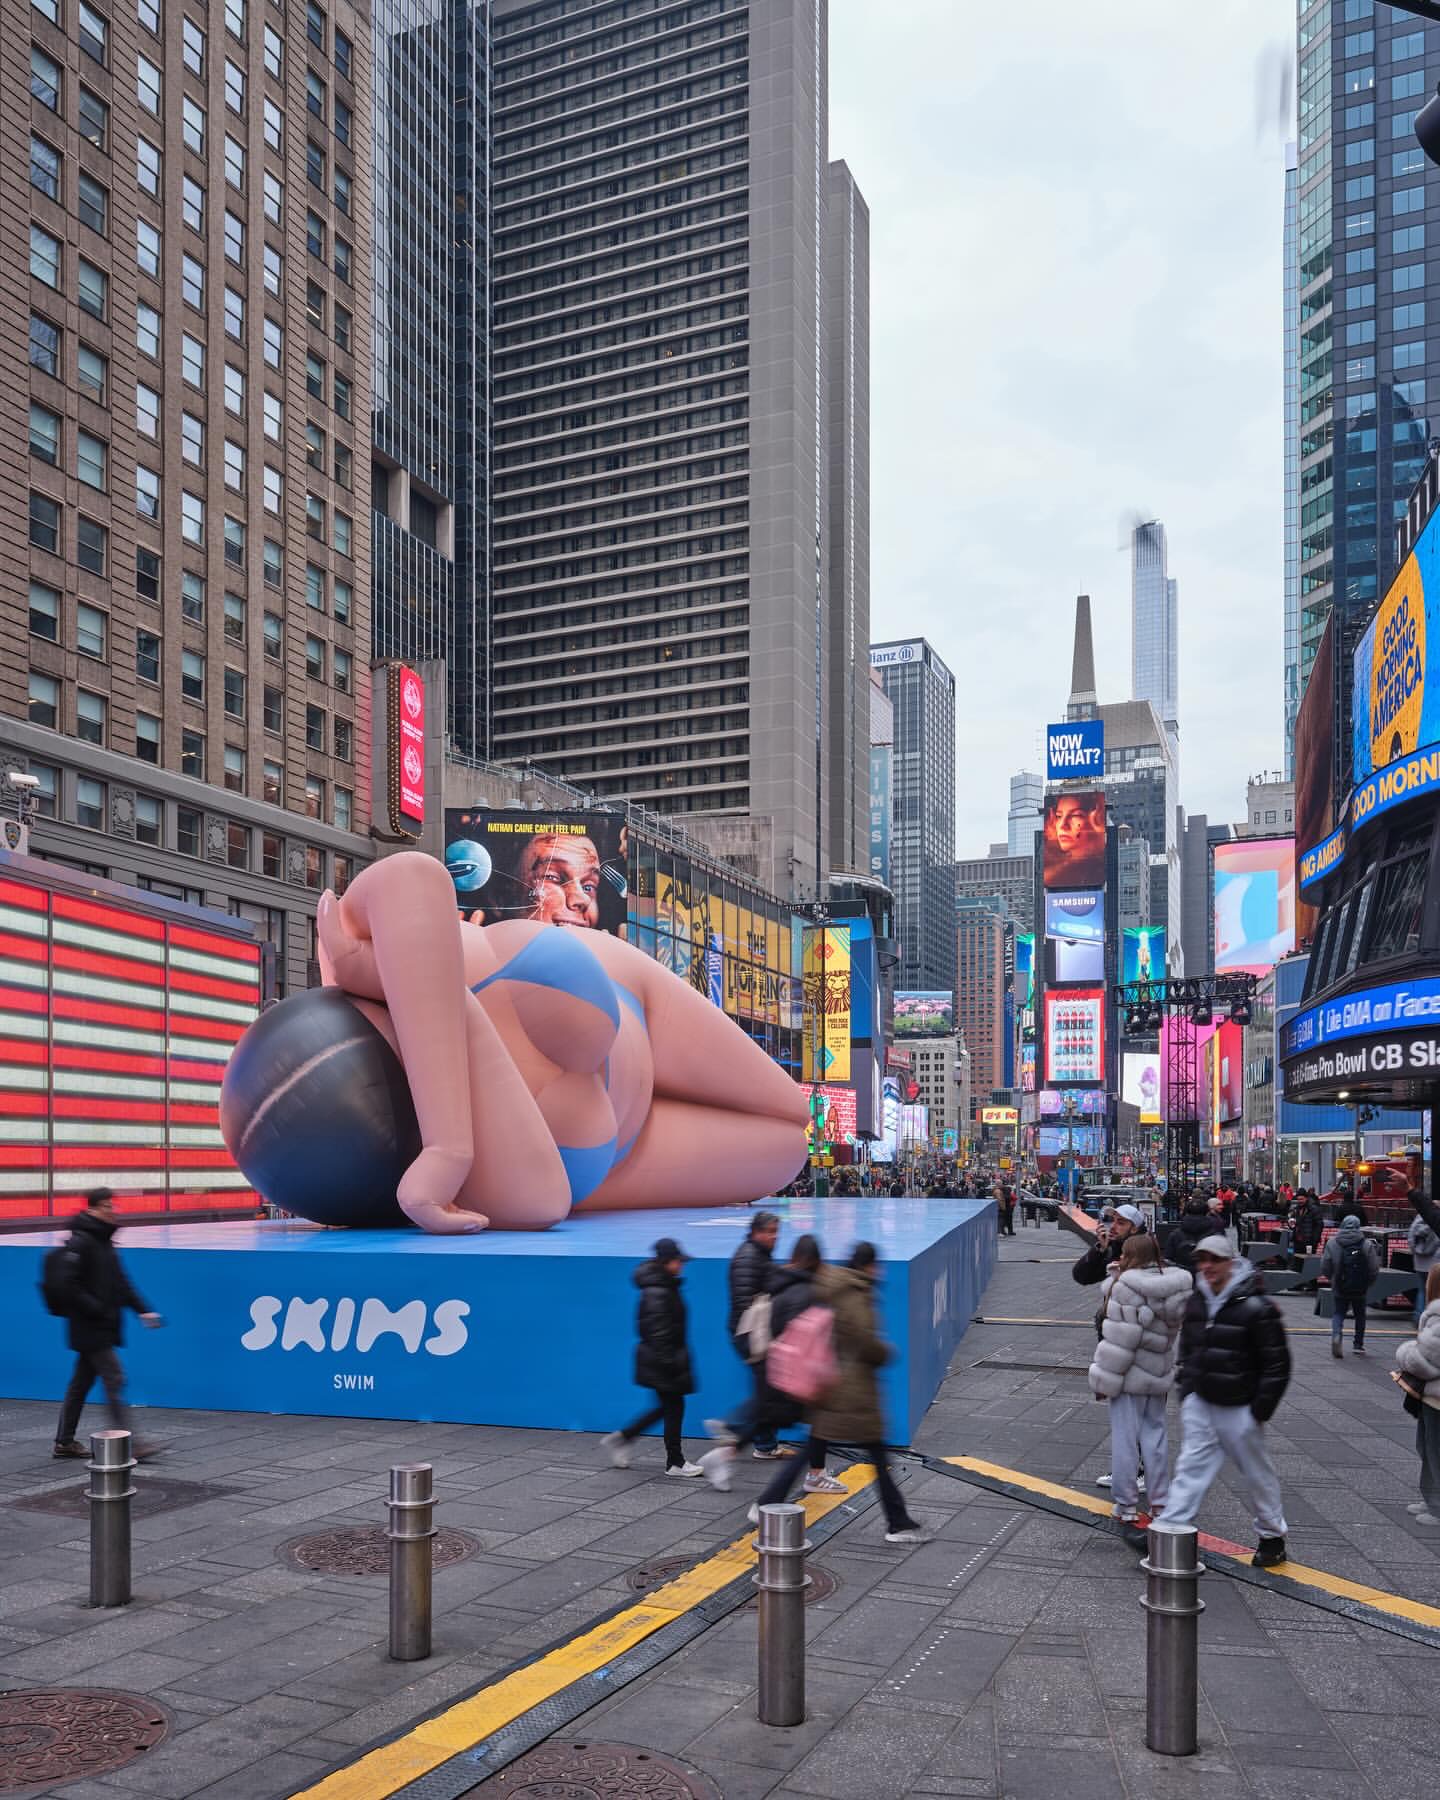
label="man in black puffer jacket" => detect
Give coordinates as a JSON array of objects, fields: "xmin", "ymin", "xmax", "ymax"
[
  {"xmin": 601, "ymin": 1238, "xmax": 701, "ymax": 1476},
  {"xmin": 1165, "ymin": 1198, "xmax": 1214, "ymax": 1272},
  {"xmin": 727, "ymin": 1210, "xmax": 781, "ymax": 1456},
  {"xmin": 1164, "ymin": 1236, "xmax": 1292, "ymax": 1567}
]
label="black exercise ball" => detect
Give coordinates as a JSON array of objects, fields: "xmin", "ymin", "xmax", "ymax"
[{"xmin": 220, "ymin": 987, "xmax": 419, "ymax": 1228}]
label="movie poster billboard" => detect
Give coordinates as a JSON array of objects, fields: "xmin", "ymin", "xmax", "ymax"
[
  {"xmin": 1122, "ymin": 1052, "xmax": 1162, "ymax": 1124},
  {"xmin": 800, "ymin": 1083, "xmax": 858, "ymax": 1146},
  {"xmin": 1015, "ymin": 933, "xmax": 1035, "ymax": 1019},
  {"xmin": 1045, "ymin": 889, "xmax": 1105, "ymax": 983},
  {"xmin": 894, "ymin": 991, "xmax": 954, "ymax": 1037},
  {"xmin": 1020, "ymin": 1042, "xmax": 1036, "ymax": 1092},
  {"xmin": 1121, "ymin": 925, "xmax": 1166, "ymax": 987},
  {"xmin": 1043, "ymin": 790, "xmax": 1107, "ymax": 889},
  {"xmin": 443, "ymin": 809, "xmax": 627, "ymax": 931},
  {"xmin": 1044, "ymin": 987, "xmax": 1104, "ymax": 1084},
  {"xmin": 1213, "ymin": 837, "xmax": 1296, "ymax": 975}
]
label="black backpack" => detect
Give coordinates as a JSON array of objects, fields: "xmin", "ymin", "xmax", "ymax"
[
  {"xmin": 39, "ymin": 1243, "xmax": 78, "ymax": 1317},
  {"xmin": 1336, "ymin": 1237, "xmax": 1372, "ymax": 1295}
]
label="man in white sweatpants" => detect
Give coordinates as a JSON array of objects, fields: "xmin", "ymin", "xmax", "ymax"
[{"xmin": 1164, "ymin": 1236, "xmax": 1292, "ymax": 1567}]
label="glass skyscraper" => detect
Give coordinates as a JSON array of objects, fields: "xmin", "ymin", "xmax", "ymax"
[
  {"xmin": 1130, "ymin": 519, "xmax": 1178, "ymax": 747},
  {"xmin": 1284, "ymin": 139, "xmax": 1301, "ymax": 777},
  {"xmin": 1291, "ymin": 0, "xmax": 1436, "ymax": 794}
]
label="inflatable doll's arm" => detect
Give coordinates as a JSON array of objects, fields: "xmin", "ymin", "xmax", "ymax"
[{"xmin": 315, "ymin": 890, "xmax": 384, "ymax": 998}]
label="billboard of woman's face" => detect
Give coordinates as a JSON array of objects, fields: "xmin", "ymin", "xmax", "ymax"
[{"xmin": 1043, "ymin": 791, "xmax": 1107, "ymax": 889}]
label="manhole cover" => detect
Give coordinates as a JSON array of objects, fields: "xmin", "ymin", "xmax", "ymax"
[
  {"xmin": 281, "ymin": 1524, "xmax": 478, "ymax": 1577},
  {"xmin": 480, "ymin": 1741, "xmax": 721, "ymax": 1798},
  {"xmin": 0, "ymin": 1688, "xmax": 167, "ymax": 1795},
  {"xmin": 627, "ymin": 1554, "xmax": 838, "ymax": 1605},
  {"xmin": 10, "ymin": 1477, "xmax": 237, "ymax": 1520}
]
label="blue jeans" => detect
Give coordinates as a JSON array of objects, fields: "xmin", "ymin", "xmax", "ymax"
[{"xmin": 1332, "ymin": 1292, "xmax": 1367, "ymax": 1346}]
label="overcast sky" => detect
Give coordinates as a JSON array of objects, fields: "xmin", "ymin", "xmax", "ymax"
[{"xmin": 829, "ymin": 0, "xmax": 1295, "ymax": 856}]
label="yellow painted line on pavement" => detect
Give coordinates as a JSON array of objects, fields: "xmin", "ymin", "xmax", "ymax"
[
  {"xmin": 288, "ymin": 1463, "xmax": 875, "ymax": 1800},
  {"xmin": 942, "ymin": 1455, "xmax": 1440, "ymax": 1633}
]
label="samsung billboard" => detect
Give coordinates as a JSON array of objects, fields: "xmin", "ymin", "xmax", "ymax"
[{"xmin": 1046, "ymin": 719, "xmax": 1105, "ymax": 781}]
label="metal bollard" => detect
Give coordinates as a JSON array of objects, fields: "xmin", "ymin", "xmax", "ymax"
[
  {"xmin": 1141, "ymin": 1520, "xmax": 1205, "ymax": 1756},
  {"xmin": 754, "ymin": 1502, "xmax": 809, "ymax": 1726},
  {"xmin": 87, "ymin": 1429, "xmax": 135, "ymax": 1608},
  {"xmin": 387, "ymin": 1463, "xmax": 435, "ymax": 1662}
]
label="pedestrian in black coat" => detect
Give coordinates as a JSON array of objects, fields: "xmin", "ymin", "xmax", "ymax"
[
  {"xmin": 727, "ymin": 1209, "xmax": 782, "ymax": 1455},
  {"xmin": 1166, "ymin": 1199, "xmax": 1214, "ymax": 1271},
  {"xmin": 602, "ymin": 1238, "xmax": 701, "ymax": 1476},
  {"xmin": 51, "ymin": 1190, "xmax": 163, "ymax": 1459}
]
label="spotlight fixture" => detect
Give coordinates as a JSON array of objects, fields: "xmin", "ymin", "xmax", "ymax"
[
  {"xmin": 1192, "ymin": 998, "xmax": 1212, "ymax": 1027},
  {"xmin": 1229, "ymin": 999, "xmax": 1252, "ymax": 1026}
]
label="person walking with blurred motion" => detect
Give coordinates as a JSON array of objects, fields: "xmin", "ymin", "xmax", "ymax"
[
  {"xmin": 702, "ymin": 1235, "xmax": 849, "ymax": 1506},
  {"xmin": 1088, "ymin": 1234, "xmax": 1192, "ymax": 1525},
  {"xmin": 1166, "ymin": 1236, "xmax": 1292, "ymax": 1566},
  {"xmin": 47, "ymin": 1189, "xmax": 163, "ymax": 1460},
  {"xmin": 1322, "ymin": 1214, "xmax": 1380, "ymax": 1358},
  {"xmin": 601, "ymin": 1238, "xmax": 703, "ymax": 1477},
  {"xmin": 996, "ymin": 1184, "xmax": 1017, "ymax": 1237},
  {"xmin": 1394, "ymin": 1265, "xmax": 1440, "ymax": 1525},
  {"xmin": 810, "ymin": 1242, "xmax": 925, "ymax": 1544},
  {"xmin": 727, "ymin": 1210, "xmax": 783, "ymax": 1458}
]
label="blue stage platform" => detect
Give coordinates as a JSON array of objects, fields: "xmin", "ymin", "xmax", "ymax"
[{"xmin": 0, "ymin": 1197, "xmax": 994, "ymax": 1443}]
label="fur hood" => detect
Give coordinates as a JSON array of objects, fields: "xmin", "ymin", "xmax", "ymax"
[
  {"xmin": 1089, "ymin": 1263, "xmax": 1195, "ymax": 1399},
  {"xmin": 1396, "ymin": 1299, "xmax": 1440, "ymax": 1410}
]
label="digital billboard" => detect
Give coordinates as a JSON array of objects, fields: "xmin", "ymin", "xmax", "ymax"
[
  {"xmin": 1217, "ymin": 1019, "xmax": 1244, "ymax": 1124},
  {"xmin": 981, "ymin": 1106, "xmax": 1019, "ymax": 1126},
  {"xmin": 1043, "ymin": 791, "xmax": 1107, "ymax": 890},
  {"xmin": 800, "ymin": 1083, "xmax": 859, "ymax": 1146},
  {"xmin": 894, "ymin": 990, "xmax": 954, "ymax": 1037},
  {"xmin": 1351, "ymin": 516, "xmax": 1440, "ymax": 785},
  {"xmin": 1015, "ymin": 933, "xmax": 1035, "ymax": 1019},
  {"xmin": 443, "ymin": 809, "xmax": 627, "ymax": 931},
  {"xmin": 1046, "ymin": 719, "xmax": 1104, "ymax": 781},
  {"xmin": 1038, "ymin": 1125, "xmax": 1104, "ymax": 1158},
  {"xmin": 1036, "ymin": 1088, "xmax": 1107, "ymax": 1116},
  {"xmin": 802, "ymin": 925, "xmax": 852, "ymax": 1083},
  {"xmin": 1122, "ymin": 1052, "xmax": 1162, "ymax": 1124},
  {"xmin": 1045, "ymin": 889, "xmax": 1105, "ymax": 984},
  {"xmin": 1020, "ymin": 1042, "xmax": 1036, "ymax": 1092},
  {"xmin": 1121, "ymin": 925, "xmax": 1165, "ymax": 987},
  {"xmin": 1213, "ymin": 837, "xmax": 1296, "ymax": 974},
  {"xmin": 1044, "ymin": 987, "xmax": 1104, "ymax": 1085},
  {"xmin": 1294, "ymin": 614, "xmax": 1334, "ymax": 944}
]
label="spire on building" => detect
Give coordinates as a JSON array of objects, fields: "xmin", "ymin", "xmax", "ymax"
[{"xmin": 1067, "ymin": 594, "xmax": 1097, "ymax": 718}]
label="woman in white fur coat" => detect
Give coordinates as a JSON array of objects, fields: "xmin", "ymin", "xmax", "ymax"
[
  {"xmin": 1088, "ymin": 1234, "xmax": 1194, "ymax": 1521},
  {"xmin": 1395, "ymin": 1264, "xmax": 1440, "ymax": 1525}
]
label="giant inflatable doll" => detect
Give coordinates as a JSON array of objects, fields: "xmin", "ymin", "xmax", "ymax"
[{"xmin": 221, "ymin": 852, "xmax": 809, "ymax": 1232}]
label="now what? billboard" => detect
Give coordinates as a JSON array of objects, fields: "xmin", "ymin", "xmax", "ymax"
[{"xmin": 1046, "ymin": 719, "xmax": 1104, "ymax": 781}]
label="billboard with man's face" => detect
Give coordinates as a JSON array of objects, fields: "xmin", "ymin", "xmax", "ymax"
[
  {"xmin": 443, "ymin": 809, "xmax": 627, "ymax": 932},
  {"xmin": 1043, "ymin": 791, "xmax": 1107, "ymax": 889}
]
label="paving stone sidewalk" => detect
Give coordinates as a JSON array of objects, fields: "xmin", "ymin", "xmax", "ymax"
[{"xmin": 0, "ymin": 1228, "xmax": 1435, "ymax": 1799}]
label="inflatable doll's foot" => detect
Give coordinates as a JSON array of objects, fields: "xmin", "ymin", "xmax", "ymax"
[{"xmin": 397, "ymin": 1147, "xmax": 483, "ymax": 1234}]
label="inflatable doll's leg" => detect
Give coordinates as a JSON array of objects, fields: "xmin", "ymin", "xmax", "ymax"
[
  {"xmin": 577, "ymin": 1100, "xmax": 807, "ymax": 1211},
  {"xmin": 335, "ymin": 853, "xmax": 477, "ymax": 1232}
]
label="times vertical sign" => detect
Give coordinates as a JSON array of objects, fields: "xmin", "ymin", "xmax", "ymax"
[{"xmin": 385, "ymin": 663, "xmax": 425, "ymax": 840}]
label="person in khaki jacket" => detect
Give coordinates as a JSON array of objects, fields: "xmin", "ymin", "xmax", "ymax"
[{"xmin": 808, "ymin": 1243, "xmax": 926, "ymax": 1545}]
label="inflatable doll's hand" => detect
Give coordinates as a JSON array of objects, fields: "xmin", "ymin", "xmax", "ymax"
[{"xmin": 316, "ymin": 890, "xmax": 384, "ymax": 999}]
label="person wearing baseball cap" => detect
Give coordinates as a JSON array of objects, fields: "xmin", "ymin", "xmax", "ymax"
[
  {"xmin": 1071, "ymin": 1202, "xmax": 1147, "ymax": 1287},
  {"xmin": 1164, "ymin": 1236, "xmax": 1292, "ymax": 1567},
  {"xmin": 601, "ymin": 1237, "xmax": 703, "ymax": 1477}
]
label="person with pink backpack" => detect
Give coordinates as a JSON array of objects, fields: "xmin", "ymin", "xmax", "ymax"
[
  {"xmin": 732, "ymin": 1241, "xmax": 926, "ymax": 1545},
  {"xmin": 697, "ymin": 1235, "xmax": 847, "ymax": 1497}
]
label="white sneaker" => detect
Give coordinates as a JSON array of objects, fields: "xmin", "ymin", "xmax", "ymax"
[
  {"xmin": 1406, "ymin": 1500, "xmax": 1429, "ymax": 1515},
  {"xmin": 1095, "ymin": 1473, "xmax": 1144, "ymax": 1492},
  {"xmin": 802, "ymin": 1471, "xmax": 848, "ymax": 1495},
  {"xmin": 884, "ymin": 1526, "xmax": 928, "ymax": 1545},
  {"xmin": 703, "ymin": 1417, "xmax": 738, "ymax": 1444},
  {"xmin": 1416, "ymin": 1509, "xmax": 1439, "ymax": 1526},
  {"xmin": 698, "ymin": 1447, "xmax": 734, "ymax": 1492},
  {"xmin": 600, "ymin": 1432, "xmax": 630, "ymax": 1469},
  {"xmin": 665, "ymin": 1460, "xmax": 704, "ymax": 1478}
]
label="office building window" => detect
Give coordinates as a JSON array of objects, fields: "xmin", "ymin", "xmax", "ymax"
[
  {"xmin": 76, "ymin": 690, "xmax": 106, "ymax": 746},
  {"xmin": 29, "ymin": 582, "xmax": 60, "ymax": 642},
  {"xmin": 136, "ymin": 547, "xmax": 161, "ymax": 603},
  {"xmin": 224, "ymin": 747, "xmax": 244, "ymax": 795},
  {"xmin": 29, "ymin": 671, "xmax": 59, "ymax": 728},
  {"xmin": 76, "ymin": 776, "xmax": 105, "ymax": 830},
  {"xmin": 135, "ymin": 795, "xmax": 162, "ymax": 845},
  {"xmin": 181, "ymin": 730, "xmax": 205, "ymax": 778},
  {"xmin": 177, "ymin": 806, "xmax": 201, "ymax": 855},
  {"xmin": 136, "ymin": 629, "xmax": 161, "ymax": 683},
  {"xmin": 136, "ymin": 712, "xmax": 161, "ymax": 762},
  {"xmin": 76, "ymin": 601, "xmax": 106, "ymax": 658}
]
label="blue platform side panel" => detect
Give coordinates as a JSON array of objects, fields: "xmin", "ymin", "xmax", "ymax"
[{"xmin": 0, "ymin": 1199, "xmax": 996, "ymax": 1442}]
